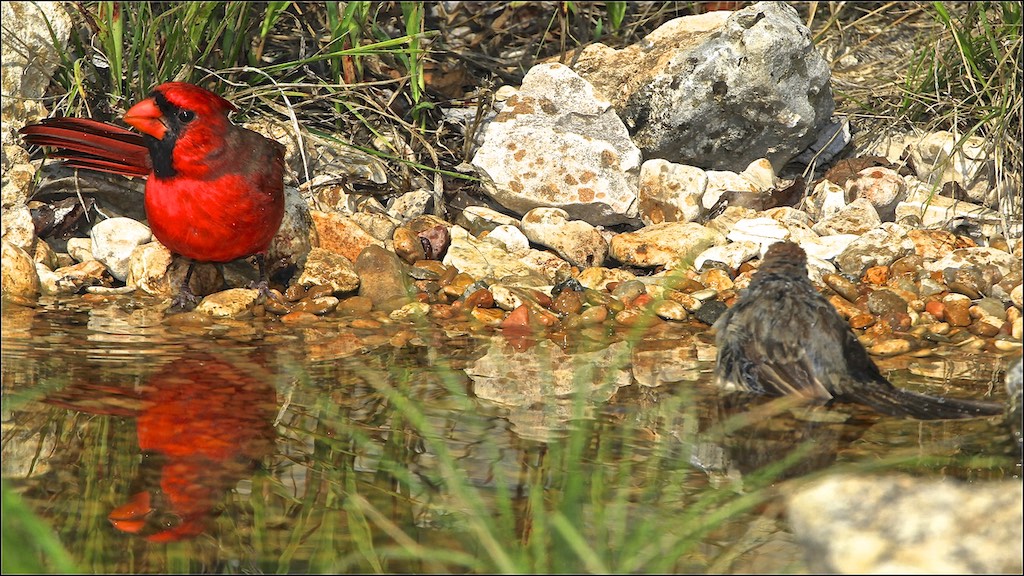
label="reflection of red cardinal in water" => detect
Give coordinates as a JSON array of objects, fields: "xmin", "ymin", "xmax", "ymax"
[
  {"xmin": 46, "ymin": 353, "xmax": 277, "ymax": 542},
  {"xmin": 19, "ymin": 82, "xmax": 286, "ymax": 309}
]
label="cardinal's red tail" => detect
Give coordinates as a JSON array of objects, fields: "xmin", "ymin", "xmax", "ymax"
[{"xmin": 19, "ymin": 117, "xmax": 152, "ymax": 178}]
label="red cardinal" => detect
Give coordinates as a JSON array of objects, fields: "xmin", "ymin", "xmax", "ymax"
[
  {"xmin": 19, "ymin": 82, "xmax": 286, "ymax": 309},
  {"xmin": 45, "ymin": 353, "xmax": 278, "ymax": 542}
]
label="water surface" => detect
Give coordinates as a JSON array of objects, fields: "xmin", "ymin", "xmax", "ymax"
[{"xmin": 2, "ymin": 297, "xmax": 1017, "ymax": 573}]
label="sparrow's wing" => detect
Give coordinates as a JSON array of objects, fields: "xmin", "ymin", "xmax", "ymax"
[{"xmin": 713, "ymin": 296, "xmax": 834, "ymax": 399}]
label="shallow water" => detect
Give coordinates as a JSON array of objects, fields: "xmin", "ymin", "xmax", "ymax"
[{"xmin": 2, "ymin": 296, "xmax": 1019, "ymax": 573}]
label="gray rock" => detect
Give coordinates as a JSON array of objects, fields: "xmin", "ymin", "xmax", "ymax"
[
  {"xmin": 471, "ymin": 63, "xmax": 641, "ymax": 225},
  {"xmin": 572, "ymin": 2, "xmax": 834, "ymax": 172}
]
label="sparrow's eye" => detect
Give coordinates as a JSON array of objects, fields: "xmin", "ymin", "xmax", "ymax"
[{"xmin": 177, "ymin": 109, "xmax": 195, "ymax": 123}]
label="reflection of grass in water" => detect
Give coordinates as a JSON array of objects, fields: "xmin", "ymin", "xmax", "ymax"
[
  {"xmin": 281, "ymin": 347, "xmax": 808, "ymax": 573},
  {"xmin": 6, "ymin": 340, "xmax": 1014, "ymax": 573}
]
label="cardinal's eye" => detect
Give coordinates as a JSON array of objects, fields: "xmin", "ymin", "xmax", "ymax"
[{"xmin": 177, "ymin": 110, "xmax": 195, "ymax": 123}]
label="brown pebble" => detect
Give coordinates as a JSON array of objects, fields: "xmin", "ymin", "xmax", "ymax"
[
  {"xmin": 849, "ymin": 314, "xmax": 876, "ymax": 329},
  {"xmin": 868, "ymin": 338, "xmax": 912, "ymax": 356},
  {"xmin": 464, "ymin": 288, "xmax": 495, "ymax": 309},
  {"xmin": 863, "ymin": 265, "xmax": 890, "ymax": 286},
  {"xmin": 471, "ymin": 307, "xmax": 505, "ymax": 326},
  {"xmin": 393, "ymin": 226, "xmax": 427, "ymax": 264},
  {"xmin": 306, "ymin": 284, "xmax": 335, "ymax": 300},
  {"xmin": 350, "ymin": 318, "xmax": 383, "ymax": 329},
  {"xmin": 942, "ymin": 294, "xmax": 972, "ymax": 327},
  {"xmin": 428, "ymin": 302, "xmax": 457, "ymax": 320},
  {"xmin": 552, "ymin": 289, "xmax": 584, "ymax": 315},
  {"xmin": 579, "ymin": 305, "xmax": 609, "ymax": 325},
  {"xmin": 284, "ymin": 284, "xmax": 307, "ymax": 302},
  {"xmin": 338, "ymin": 295, "xmax": 374, "ymax": 315},
  {"xmin": 823, "ymin": 274, "xmax": 860, "ymax": 303},
  {"xmin": 281, "ymin": 311, "xmax": 320, "ymax": 324},
  {"xmin": 265, "ymin": 297, "xmax": 292, "ymax": 315},
  {"xmin": 291, "ymin": 296, "xmax": 340, "ymax": 315}
]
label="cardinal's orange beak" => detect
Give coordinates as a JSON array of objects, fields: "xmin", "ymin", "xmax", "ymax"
[{"xmin": 123, "ymin": 98, "xmax": 167, "ymax": 140}]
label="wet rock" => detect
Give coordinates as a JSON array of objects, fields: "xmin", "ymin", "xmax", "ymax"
[
  {"xmin": 297, "ymin": 247, "xmax": 360, "ymax": 293},
  {"xmin": 195, "ymin": 288, "xmax": 259, "ymax": 318},
  {"xmin": 653, "ymin": 300, "xmax": 688, "ymax": 321},
  {"xmin": 126, "ymin": 242, "xmax": 174, "ymax": 296},
  {"xmin": 944, "ymin": 267, "xmax": 986, "ymax": 299},
  {"xmin": 90, "ymin": 217, "xmax": 153, "ymax": 281},
  {"xmin": 310, "ymin": 211, "xmax": 385, "ymax": 263},
  {"xmin": 267, "ymin": 186, "xmax": 315, "ymax": 273},
  {"xmin": 392, "ymin": 226, "xmax": 426, "ymax": 264},
  {"xmin": 823, "ymin": 273, "xmax": 860, "ymax": 303},
  {"xmin": 637, "ymin": 159, "xmax": 706, "ymax": 225},
  {"xmin": 521, "ymin": 207, "xmax": 608, "ymax": 268},
  {"xmin": 699, "ymin": 268, "xmax": 733, "ymax": 292},
  {"xmin": 414, "ymin": 223, "xmax": 450, "ymax": 260},
  {"xmin": 868, "ymin": 338, "xmax": 912, "ymax": 356},
  {"xmin": 866, "ymin": 289, "xmax": 908, "ymax": 317},
  {"xmin": 65, "ymin": 237, "xmax": 94, "ymax": 263},
  {"xmin": 471, "ymin": 63, "xmax": 641, "ymax": 225},
  {"xmin": 572, "ymin": 3, "xmax": 833, "ymax": 172},
  {"xmin": 291, "ymin": 295, "xmax": 340, "ymax": 315},
  {"xmin": 576, "ymin": 267, "xmax": 637, "ymax": 292},
  {"xmin": 787, "ymin": 474, "xmax": 1023, "ymax": 574},
  {"xmin": 610, "ymin": 222, "xmax": 725, "ymax": 268},
  {"xmin": 42, "ymin": 260, "xmax": 111, "ymax": 295},
  {"xmin": 812, "ymin": 197, "xmax": 881, "ymax": 236},
  {"xmin": 1, "ymin": 240, "xmax": 39, "ymax": 300},
  {"xmin": 693, "ymin": 299, "xmax": 726, "ymax": 325},
  {"xmin": 355, "ymin": 245, "xmax": 415, "ymax": 311}
]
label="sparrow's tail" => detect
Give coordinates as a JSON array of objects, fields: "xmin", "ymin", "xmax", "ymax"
[
  {"xmin": 19, "ymin": 117, "xmax": 151, "ymax": 177},
  {"xmin": 841, "ymin": 382, "xmax": 1003, "ymax": 420}
]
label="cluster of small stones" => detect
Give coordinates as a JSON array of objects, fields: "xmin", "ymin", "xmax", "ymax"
[{"xmin": 19, "ymin": 209, "xmax": 1015, "ymax": 366}]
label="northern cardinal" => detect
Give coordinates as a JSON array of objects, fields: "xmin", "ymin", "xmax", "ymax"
[
  {"xmin": 45, "ymin": 353, "xmax": 277, "ymax": 542},
  {"xmin": 713, "ymin": 241, "xmax": 1003, "ymax": 419},
  {"xmin": 19, "ymin": 82, "xmax": 286, "ymax": 309}
]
